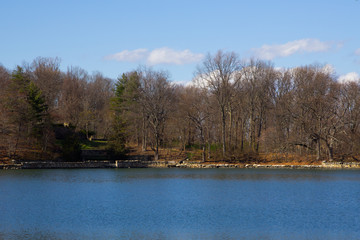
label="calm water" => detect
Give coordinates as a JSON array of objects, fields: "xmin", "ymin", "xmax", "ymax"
[{"xmin": 1, "ymin": 169, "xmax": 360, "ymax": 240}]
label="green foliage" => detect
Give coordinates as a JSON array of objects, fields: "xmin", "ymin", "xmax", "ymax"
[
  {"xmin": 27, "ymin": 82, "xmax": 47, "ymax": 117},
  {"xmin": 107, "ymin": 115, "xmax": 127, "ymax": 157},
  {"xmin": 114, "ymin": 74, "xmax": 127, "ymax": 104},
  {"xmin": 186, "ymin": 152, "xmax": 195, "ymax": 160},
  {"xmin": 27, "ymin": 82, "xmax": 49, "ymax": 138},
  {"xmin": 112, "ymin": 72, "xmax": 140, "ymax": 112},
  {"xmin": 80, "ymin": 139, "xmax": 107, "ymax": 150},
  {"xmin": 107, "ymin": 141, "xmax": 126, "ymax": 158},
  {"xmin": 10, "ymin": 66, "xmax": 31, "ymax": 94},
  {"xmin": 210, "ymin": 143, "xmax": 222, "ymax": 152},
  {"xmin": 107, "ymin": 71, "xmax": 141, "ymax": 157},
  {"xmin": 9, "ymin": 66, "xmax": 49, "ymax": 136},
  {"xmin": 6, "ymin": 67, "xmax": 32, "ymax": 122},
  {"xmin": 2, "ymin": 66, "xmax": 53, "ymax": 158},
  {"xmin": 185, "ymin": 143, "xmax": 202, "ymax": 150}
]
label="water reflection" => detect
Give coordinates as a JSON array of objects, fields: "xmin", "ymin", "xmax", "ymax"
[
  {"xmin": 51, "ymin": 169, "xmax": 360, "ymax": 183},
  {"xmin": 1, "ymin": 169, "xmax": 360, "ymax": 240},
  {"xmin": 0, "ymin": 229, "xmax": 357, "ymax": 240},
  {"xmin": 2, "ymin": 168, "xmax": 360, "ymax": 183}
]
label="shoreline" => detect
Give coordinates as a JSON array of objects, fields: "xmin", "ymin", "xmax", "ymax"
[{"xmin": 1, "ymin": 160, "xmax": 360, "ymax": 170}]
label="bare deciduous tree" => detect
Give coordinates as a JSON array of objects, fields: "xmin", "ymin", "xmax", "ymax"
[
  {"xmin": 58, "ymin": 67, "xmax": 87, "ymax": 127},
  {"xmin": 241, "ymin": 59, "xmax": 276, "ymax": 153},
  {"xmin": 195, "ymin": 50, "xmax": 242, "ymax": 156},
  {"xmin": 30, "ymin": 57, "xmax": 62, "ymax": 113},
  {"xmin": 292, "ymin": 66, "xmax": 340, "ymax": 161},
  {"xmin": 180, "ymin": 86, "xmax": 210, "ymax": 161},
  {"xmin": 137, "ymin": 68, "xmax": 176, "ymax": 161}
]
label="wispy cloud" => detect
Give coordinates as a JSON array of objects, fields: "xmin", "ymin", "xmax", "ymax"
[
  {"xmin": 105, "ymin": 47, "xmax": 204, "ymax": 65},
  {"xmin": 338, "ymin": 72, "xmax": 360, "ymax": 83},
  {"xmin": 355, "ymin": 48, "xmax": 360, "ymax": 56},
  {"xmin": 105, "ymin": 49, "xmax": 148, "ymax": 62},
  {"xmin": 252, "ymin": 38, "xmax": 334, "ymax": 60},
  {"xmin": 147, "ymin": 47, "xmax": 204, "ymax": 65}
]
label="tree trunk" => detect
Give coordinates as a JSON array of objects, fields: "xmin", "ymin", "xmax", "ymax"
[
  {"xmin": 327, "ymin": 144, "xmax": 334, "ymax": 161},
  {"xmin": 208, "ymin": 140, "xmax": 211, "ymax": 160},
  {"xmin": 142, "ymin": 114, "xmax": 147, "ymax": 152},
  {"xmin": 228, "ymin": 109, "xmax": 232, "ymax": 151},
  {"xmin": 202, "ymin": 144, "xmax": 206, "ymax": 162},
  {"xmin": 154, "ymin": 150, "xmax": 159, "ymax": 161},
  {"xmin": 240, "ymin": 118, "xmax": 244, "ymax": 152},
  {"xmin": 187, "ymin": 120, "xmax": 192, "ymax": 146},
  {"xmin": 316, "ymin": 118, "xmax": 322, "ymax": 161},
  {"xmin": 155, "ymin": 135, "xmax": 159, "ymax": 161},
  {"xmin": 200, "ymin": 128, "xmax": 206, "ymax": 162},
  {"xmin": 136, "ymin": 125, "xmax": 141, "ymax": 147},
  {"xmin": 234, "ymin": 119, "xmax": 238, "ymax": 150},
  {"xmin": 316, "ymin": 139, "xmax": 321, "ymax": 161},
  {"xmin": 326, "ymin": 140, "xmax": 334, "ymax": 161},
  {"xmin": 11, "ymin": 122, "xmax": 22, "ymax": 159},
  {"xmin": 221, "ymin": 109, "xmax": 226, "ymax": 156},
  {"xmin": 249, "ymin": 108, "xmax": 255, "ymax": 152},
  {"xmin": 207, "ymin": 125, "xmax": 211, "ymax": 160},
  {"xmin": 256, "ymin": 112, "xmax": 263, "ymax": 153}
]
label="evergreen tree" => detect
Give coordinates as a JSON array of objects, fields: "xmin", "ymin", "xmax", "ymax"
[
  {"xmin": 109, "ymin": 71, "xmax": 140, "ymax": 155},
  {"xmin": 5, "ymin": 66, "xmax": 51, "ymax": 158},
  {"xmin": 27, "ymin": 81, "xmax": 49, "ymax": 138}
]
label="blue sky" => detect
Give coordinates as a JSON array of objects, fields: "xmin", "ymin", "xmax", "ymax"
[{"xmin": 1, "ymin": 0, "xmax": 360, "ymax": 83}]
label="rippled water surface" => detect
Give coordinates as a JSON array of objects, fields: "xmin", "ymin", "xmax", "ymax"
[{"xmin": 1, "ymin": 168, "xmax": 360, "ymax": 239}]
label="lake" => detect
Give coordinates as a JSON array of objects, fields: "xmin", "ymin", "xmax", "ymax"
[{"xmin": 1, "ymin": 169, "xmax": 360, "ymax": 239}]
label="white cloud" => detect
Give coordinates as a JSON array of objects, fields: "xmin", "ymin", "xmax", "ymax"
[
  {"xmin": 105, "ymin": 48, "xmax": 148, "ymax": 62},
  {"xmin": 105, "ymin": 47, "xmax": 204, "ymax": 65},
  {"xmin": 147, "ymin": 47, "xmax": 204, "ymax": 65},
  {"xmin": 322, "ymin": 64, "xmax": 336, "ymax": 75},
  {"xmin": 338, "ymin": 72, "xmax": 360, "ymax": 83},
  {"xmin": 173, "ymin": 79, "xmax": 193, "ymax": 86},
  {"xmin": 355, "ymin": 48, "xmax": 360, "ymax": 56},
  {"xmin": 252, "ymin": 39, "xmax": 333, "ymax": 60}
]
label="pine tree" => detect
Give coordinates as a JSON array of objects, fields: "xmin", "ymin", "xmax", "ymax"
[{"xmin": 5, "ymin": 66, "xmax": 51, "ymax": 158}]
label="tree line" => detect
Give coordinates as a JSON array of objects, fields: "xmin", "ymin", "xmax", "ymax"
[
  {"xmin": 1, "ymin": 51, "xmax": 360, "ymax": 162},
  {"xmin": 0, "ymin": 57, "xmax": 113, "ymax": 160}
]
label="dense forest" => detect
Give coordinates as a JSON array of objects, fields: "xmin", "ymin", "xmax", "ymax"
[{"xmin": 1, "ymin": 50, "xmax": 360, "ymax": 163}]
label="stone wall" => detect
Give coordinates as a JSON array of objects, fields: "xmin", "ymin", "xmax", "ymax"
[
  {"xmin": 3, "ymin": 160, "xmax": 360, "ymax": 169},
  {"xmin": 175, "ymin": 162, "xmax": 242, "ymax": 168},
  {"xmin": 321, "ymin": 161, "xmax": 360, "ymax": 168},
  {"xmin": 1, "ymin": 164, "xmax": 22, "ymax": 169},
  {"xmin": 115, "ymin": 160, "xmax": 168, "ymax": 168},
  {"xmin": 81, "ymin": 150, "xmax": 109, "ymax": 161},
  {"xmin": 244, "ymin": 164, "xmax": 322, "ymax": 169},
  {"xmin": 21, "ymin": 161, "xmax": 115, "ymax": 169}
]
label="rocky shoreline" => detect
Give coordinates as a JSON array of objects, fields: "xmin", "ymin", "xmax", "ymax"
[
  {"xmin": 1, "ymin": 160, "xmax": 360, "ymax": 169},
  {"xmin": 174, "ymin": 161, "xmax": 360, "ymax": 169}
]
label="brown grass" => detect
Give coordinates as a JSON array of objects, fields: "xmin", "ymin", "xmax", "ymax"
[{"xmin": 125, "ymin": 144, "xmax": 323, "ymax": 165}]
